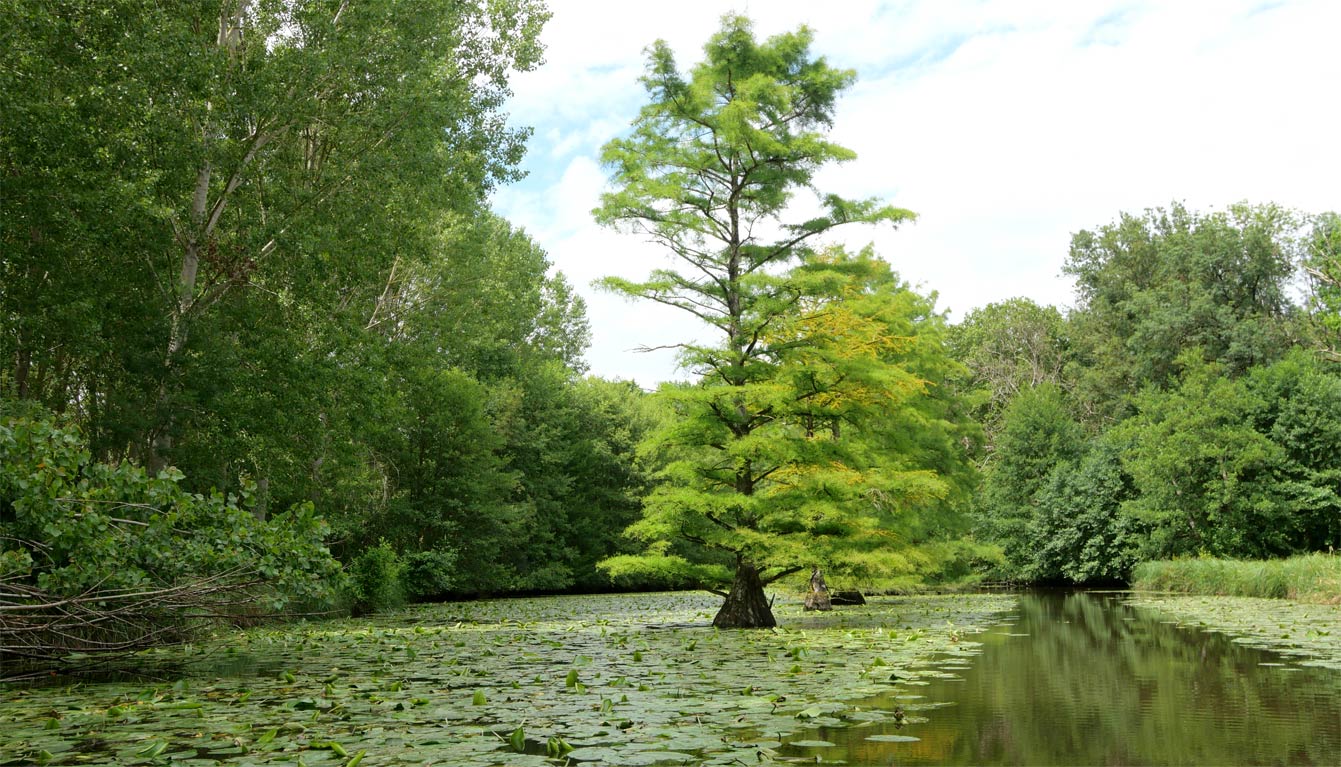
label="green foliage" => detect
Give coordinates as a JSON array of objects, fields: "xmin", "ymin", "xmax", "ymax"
[
  {"xmin": 314, "ymin": 213, "xmax": 637, "ymax": 598},
  {"xmin": 1302, "ymin": 212, "xmax": 1341, "ymax": 360},
  {"xmin": 599, "ymin": 554, "xmax": 733, "ymax": 591},
  {"xmin": 1064, "ymin": 202, "xmax": 1302, "ymax": 422},
  {"xmin": 1132, "ymin": 553, "xmax": 1341, "ymax": 602},
  {"xmin": 0, "ymin": 0, "xmax": 549, "ymax": 456},
  {"xmin": 0, "ymin": 406, "xmax": 342, "ymax": 611},
  {"xmin": 771, "ymin": 248, "xmax": 983, "ymax": 585},
  {"xmin": 370, "ymin": 366, "xmax": 515, "ymax": 583},
  {"xmin": 401, "ymin": 550, "xmax": 458, "ymax": 602},
  {"xmin": 977, "ymin": 383, "xmax": 1084, "ymax": 577},
  {"xmin": 867, "ymin": 538, "xmax": 1004, "ymax": 591},
  {"xmin": 961, "ymin": 203, "xmax": 1341, "ymax": 585},
  {"xmin": 949, "ymin": 298, "xmax": 1067, "ymax": 445},
  {"xmin": 595, "ymin": 15, "xmax": 912, "ymax": 260},
  {"xmin": 979, "ymin": 347, "xmax": 1341, "ymax": 583},
  {"xmin": 1030, "ymin": 436, "xmax": 1139, "ymax": 583},
  {"xmin": 1242, "ymin": 351, "xmax": 1341, "ymax": 549},
  {"xmin": 347, "ymin": 542, "xmax": 406, "ymax": 616},
  {"xmin": 593, "ymin": 16, "xmax": 962, "ymax": 625},
  {"xmin": 1118, "ymin": 352, "xmax": 1341, "ymax": 560},
  {"xmin": 539, "ymin": 377, "xmax": 659, "ymax": 591},
  {"xmin": 604, "ymin": 248, "xmax": 974, "ymax": 603},
  {"xmin": 973, "ymin": 340, "xmax": 1341, "ymax": 585},
  {"xmin": 593, "ymin": 14, "xmax": 913, "ymax": 370},
  {"xmin": 359, "ymin": 360, "xmax": 653, "ymax": 596},
  {"xmin": 0, "ymin": 1, "xmax": 632, "ymax": 606}
]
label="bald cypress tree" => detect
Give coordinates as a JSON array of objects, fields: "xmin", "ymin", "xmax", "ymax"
[{"xmin": 594, "ymin": 16, "xmax": 921, "ymax": 627}]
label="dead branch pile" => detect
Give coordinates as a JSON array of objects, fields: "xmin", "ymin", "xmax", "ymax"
[{"xmin": 0, "ymin": 567, "xmax": 266, "ymax": 666}]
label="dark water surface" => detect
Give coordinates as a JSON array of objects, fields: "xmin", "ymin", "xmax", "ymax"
[{"xmin": 795, "ymin": 591, "xmax": 1341, "ymax": 766}]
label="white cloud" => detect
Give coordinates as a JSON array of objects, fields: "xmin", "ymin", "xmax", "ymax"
[{"xmin": 493, "ymin": 0, "xmax": 1341, "ymax": 387}]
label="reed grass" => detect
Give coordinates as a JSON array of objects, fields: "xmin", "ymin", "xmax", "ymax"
[{"xmin": 1132, "ymin": 553, "xmax": 1341, "ymax": 603}]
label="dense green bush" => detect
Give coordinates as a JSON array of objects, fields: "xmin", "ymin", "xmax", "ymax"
[
  {"xmin": 347, "ymin": 542, "xmax": 406, "ymax": 615},
  {"xmin": 1030, "ymin": 437, "xmax": 1140, "ymax": 583},
  {"xmin": 402, "ymin": 549, "xmax": 457, "ymax": 601},
  {"xmin": 0, "ymin": 407, "xmax": 341, "ymax": 604},
  {"xmin": 0, "ymin": 406, "xmax": 344, "ymax": 655},
  {"xmin": 976, "ymin": 384, "xmax": 1084, "ymax": 576},
  {"xmin": 1118, "ymin": 352, "xmax": 1341, "ymax": 561}
]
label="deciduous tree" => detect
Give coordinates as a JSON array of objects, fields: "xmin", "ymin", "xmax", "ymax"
[
  {"xmin": 594, "ymin": 16, "xmax": 915, "ymax": 626},
  {"xmin": 1063, "ymin": 202, "xmax": 1301, "ymax": 423}
]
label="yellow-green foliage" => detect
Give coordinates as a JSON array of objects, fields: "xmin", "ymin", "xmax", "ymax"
[{"xmin": 1132, "ymin": 554, "xmax": 1341, "ymax": 603}]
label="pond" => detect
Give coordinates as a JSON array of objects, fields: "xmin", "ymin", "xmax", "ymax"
[
  {"xmin": 795, "ymin": 591, "xmax": 1341, "ymax": 765},
  {"xmin": 2, "ymin": 590, "xmax": 1339, "ymax": 765}
]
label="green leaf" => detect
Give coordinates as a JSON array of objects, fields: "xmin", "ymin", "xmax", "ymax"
[{"xmin": 508, "ymin": 725, "xmax": 526, "ymax": 753}]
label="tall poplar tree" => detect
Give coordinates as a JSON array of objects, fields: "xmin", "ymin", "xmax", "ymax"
[{"xmin": 594, "ymin": 16, "xmax": 916, "ymax": 627}]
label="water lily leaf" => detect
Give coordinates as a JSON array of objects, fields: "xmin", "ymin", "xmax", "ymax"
[
  {"xmin": 616, "ymin": 751, "xmax": 697, "ymax": 765},
  {"xmin": 566, "ymin": 746, "xmax": 624, "ymax": 762},
  {"xmin": 135, "ymin": 740, "xmax": 169, "ymax": 757}
]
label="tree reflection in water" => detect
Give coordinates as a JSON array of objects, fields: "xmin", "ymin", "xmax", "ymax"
[{"xmin": 799, "ymin": 591, "xmax": 1341, "ymax": 766}]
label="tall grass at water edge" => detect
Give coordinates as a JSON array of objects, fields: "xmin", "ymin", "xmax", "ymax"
[{"xmin": 1132, "ymin": 553, "xmax": 1341, "ymax": 603}]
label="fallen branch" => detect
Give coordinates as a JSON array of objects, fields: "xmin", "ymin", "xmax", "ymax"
[{"xmin": 0, "ymin": 567, "xmax": 283, "ymax": 673}]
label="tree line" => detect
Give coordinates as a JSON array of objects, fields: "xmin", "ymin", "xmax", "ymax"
[
  {"xmin": 1, "ymin": 0, "xmax": 657, "ymax": 657},
  {"xmin": 577, "ymin": 15, "xmax": 1341, "ymax": 624},
  {"xmin": 961, "ymin": 204, "xmax": 1341, "ymax": 584},
  {"xmin": 3, "ymin": 5, "xmax": 1339, "ymax": 646}
]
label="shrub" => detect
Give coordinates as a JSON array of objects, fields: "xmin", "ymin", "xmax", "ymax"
[
  {"xmin": 402, "ymin": 549, "xmax": 457, "ymax": 601},
  {"xmin": 0, "ymin": 405, "xmax": 344, "ymax": 659},
  {"xmin": 348, "ymin": 542, "xmax": 405, "ymax": 615}
]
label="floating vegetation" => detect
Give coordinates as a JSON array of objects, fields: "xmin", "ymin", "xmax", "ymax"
[
  {"xmin": 1126, "ymin": 594, "xmax": 1341, "ymax": 670},
  {"xmin": 0, "ymin": 592, "xmax": 1015, "ymax": 766}
]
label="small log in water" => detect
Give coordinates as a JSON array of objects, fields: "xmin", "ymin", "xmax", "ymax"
[{"xmin": 831, "ymin": 590, "xmax": 866, "ymax": 605}]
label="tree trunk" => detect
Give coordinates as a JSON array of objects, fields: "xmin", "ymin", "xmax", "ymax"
[
  {"xmin": 713, "ymin": 561, "xmax": 776, "ymax": 628},
  {"xmin": 252, "ymin": 476, "xmax": 269, "ymax": 521},
  {"xmin": 804, "ymin": 567, "xmax": 832, "ymax": 611},
  {"xmin": 14, "ymin": 345, "xmax": 30, "ymax": 400}
]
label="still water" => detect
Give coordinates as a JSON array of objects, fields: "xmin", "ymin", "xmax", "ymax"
[{"xmin": 799, "ymin": 591, "xmax": 1341, "ymax": 766}]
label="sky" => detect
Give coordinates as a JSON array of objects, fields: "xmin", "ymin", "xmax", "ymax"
[{"xmin": 491, "ymin": 0, "xmax": 1341, "ymax": 388}]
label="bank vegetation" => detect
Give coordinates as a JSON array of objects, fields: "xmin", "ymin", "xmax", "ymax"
[{"xmin": 1132, "ymin": 554, "xmax": 1341, "ymax": 603}]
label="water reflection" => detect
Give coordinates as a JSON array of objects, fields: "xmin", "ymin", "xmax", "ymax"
[{"xmin": 798, "ymin": 591, "xmax": 1341, "ymax": 766}]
